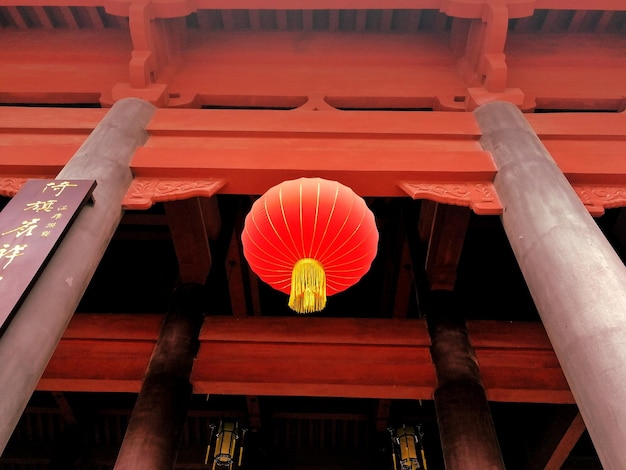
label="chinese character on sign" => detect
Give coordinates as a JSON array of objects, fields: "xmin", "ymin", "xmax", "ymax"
[
  {"xmin": 0, "ymin": 243, "xmax": 28, "ymax": 269},
  {"xmin": 1, "ymin": 219, "xmax": 40, "ymax": 238},
  {"xmin": 43, "ymin": 181, "xmax": 78, "ymax": 197},
  {"xmin": 24, "ymin": 200, "xmax": 57, "ymax": 213}
]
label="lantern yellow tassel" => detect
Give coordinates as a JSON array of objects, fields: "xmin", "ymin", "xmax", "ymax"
[{"xmin": 288, "ymin": 258, "xmax": 327, "ymax": 314}]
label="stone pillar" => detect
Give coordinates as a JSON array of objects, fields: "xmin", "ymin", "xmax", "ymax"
[
  {"xmin": 429, "ymin": 292, "xmax": 505, "ymax": 470},
  {"xmin": 0, "ymin": 98, "xmax": 155, "ymax": 452},
  {"xmin": 474, "ymin": 101, "xmax": 626, "ymax": 469},
  {"xmin": 114, "ymin": 283, "xmax": 205, "ymax": 470}
]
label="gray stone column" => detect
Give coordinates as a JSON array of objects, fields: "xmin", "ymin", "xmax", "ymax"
[
  {"xmin": 0, "ymin": 98, "xmax": 155, "ymax": 452},
  {"xmin": 475, "ymin": 101, "xmax": 626, "ymax": 470}
]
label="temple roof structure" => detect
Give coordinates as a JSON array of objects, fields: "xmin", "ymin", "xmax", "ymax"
[{"xmin": 1, "ymin": 1, "xmax": 625, "ymax": 468}]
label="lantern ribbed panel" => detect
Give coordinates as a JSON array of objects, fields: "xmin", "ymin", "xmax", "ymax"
[{"xmin": 241, "ymin": 177, "xmax": 379, "ymax": 297}]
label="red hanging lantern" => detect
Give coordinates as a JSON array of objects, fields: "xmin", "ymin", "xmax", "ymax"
[{"xmin": 241, "ymin": 177, "xmax": 379, "ymax": 314}]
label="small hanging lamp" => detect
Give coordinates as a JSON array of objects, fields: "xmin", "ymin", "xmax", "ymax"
[{"xmin": 241, "ymin": 177, "xmax": 379, "ymax": 314}]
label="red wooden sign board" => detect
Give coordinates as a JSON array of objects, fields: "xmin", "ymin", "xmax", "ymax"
[{"xmin": 0, "ymin": 179, "xmax": 96, "ymax": 335}]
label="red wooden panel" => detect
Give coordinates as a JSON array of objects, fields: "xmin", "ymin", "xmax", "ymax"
[
  {"xmin": 543, "ymin": 141, "xmax": 626, "ymax": 185},
  {"xmin": 63, "ymin": 313, "xmax": 164, "ymax": 340},
  {"xmin": 200, "ymin": 317, "xmax": 431, "ymax": 345},
  {"xmin": 0, "ymin": 107, "xmax": 105, "ymax": 130},
  {"xmin": 0, "ymin": 145, "xmax": 76, "ymax": 177},
  {"xmin": 467, "ymin": 320, "xmax": 552, "ymax": 349},
  {"xmin": 482, "ymin": 367, "xmax": 573, "ymax": 404},
  {"xmin": 199, "ymin": 342, "xmax": 433, "ymax": 364},
  {"xmin": 193, "ymin": 355, "xmax": 434, "ymax": 386},
  {"xmin": 130, "ymin": 147, "xmax": 496, "ymax": 196},
  {"xmin": 39, "ymin": 339, "xmax": 155, "ymax": 392},
  {"xmin": 147, "ymin": 108, "xmax": 481, "ymax": 138},
  {"xmin": 527, "ymin": 113, "xmax": 626, "ymax": 139}
]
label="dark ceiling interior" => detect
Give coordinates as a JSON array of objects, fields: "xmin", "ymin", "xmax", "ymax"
[{"xmin": 1, "ymin": 193, "xmax": 619, "ymax": 469}]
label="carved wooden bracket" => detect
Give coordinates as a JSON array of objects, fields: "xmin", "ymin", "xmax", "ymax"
[
  {"xmin": 122, "ymin": 177, "xmax": 227, "ymax": 209},
  {"xmin": 0, "ymin": 177, "xmax": 30, "ymax": 197},
  {"xmin": 572, "ymin": 184, "xmax": 626, "ymax": 217},
  {"xmin": 398, "ymin": 181, "xmax": 503, "ymax": 215}
]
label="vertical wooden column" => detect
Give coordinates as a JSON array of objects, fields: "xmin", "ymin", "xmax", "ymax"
[
  {"xmin": 474, "ymin": 101, "xmax": 626, "ymax": 469},
  {"xmin": 429, "ymin": 293, "xmax": 505, "ymax": 470},
  {"xmin": 0, "ymin": 98, "xmax": 155, "ymax": 453},
  {"xmin": 114, "ymin": 283, "xmax": 205, "ymax": 470}
]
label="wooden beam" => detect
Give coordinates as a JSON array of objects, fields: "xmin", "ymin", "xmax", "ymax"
[
  {"xmin": 193, "ymin": 317, "xmax": 436, "ymax": 399},
  {"xmin": 2, "ymin": 108, "xmax": 626, "ymax": 213},
  {"xmin": 131, "ymin": 146, "xmax": 496, "ymax": 197},
  {"xmin": 524, "ymin": 406, "xmax": 586, "ymax": 470},
  {"xmin": 37, "ymin": 315, "xmax": 573, "ymax": 403}
]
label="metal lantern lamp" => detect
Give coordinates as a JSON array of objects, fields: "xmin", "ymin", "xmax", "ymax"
[
  {"xmin": 205, "ymin": 420, "xmax": 247, "ymax": 470},
  {"xmin": 389, "ymin": 424, "xmax": 427, "ymax": 470},
  {"xmin": 241, "ymin": 177, "xmax": 379, "ymax": 314}
]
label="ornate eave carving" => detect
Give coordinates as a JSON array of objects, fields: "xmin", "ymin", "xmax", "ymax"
[
  {"xmin": 121, "ymin": 177, "xmax": 228, "ymax": 210},
  {"xmin": 398, "ymin": 181, "xmax": 503, "ymax": 216},
  {"xmin": 572, "ymin": 184, "xmax": 626, "ymax": 217},
  {"xmin": 0, "ymin": 177, "xmax": 31, "ymax": 197}
]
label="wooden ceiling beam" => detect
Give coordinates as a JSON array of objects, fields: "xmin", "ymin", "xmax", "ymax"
[
  {"xmin": 2, "ymin": 108, "xmax": 626, "ymax": 215},
  {"xmin": 37, "ymin": 314, "xmax": 573, "ymax": 404},
  {"xmin": 130, "ymin": 146, "xmax": 497, "ymax": 198}
]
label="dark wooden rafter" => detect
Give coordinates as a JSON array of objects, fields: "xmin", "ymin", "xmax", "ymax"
[
  {"xmin": 85, "ymin": 6, "xmax": 105, "ymax": 28},
  {"xmin": 51, "ymin": 391, "xmax": 78, "ymax": 426},
  {"xmin": 246, "ymin": 395, "xmax": 262, "ymax": 430},
  {"xmin": 4, "ymin": 6, "xmax": 28, "ymax": 29},
  {"xmin": 524, "ymin": 406, "xmax": 587, "ymax": 470},
  {"xmin": 225, "ymin": 197, "xmax": 261, "ymax": 316},
  {"xmin": 164, "ymin": 197, "xmax": 216, "ymax": 285},
  {"xmin": 224, "ymin": 195, "xmax": 261, "ymax": 317},
  {"xmin": 375, "ymin": 199, "xmax": 409, "ymax": 317},
  {"xmin": 421, "ymin": 203, "xmax": 471, "ymax": 291},
  {"xmin": 32, "ymin": 5, "xmax": 53, "ymax": 28},
  {"xmin": 375, "ymin": 399, "xmax": 392, "ymax": 433},
  {"xmin": 226, "ymin": 215, "xmax": 248, "ymax": 317},
  {"xmin": 392, "ymin": 237, "xmax": 413, "ymax": 319},
  {"xmin": 59, "ymin": 6, "xmax": 79, "ymax": 29}
]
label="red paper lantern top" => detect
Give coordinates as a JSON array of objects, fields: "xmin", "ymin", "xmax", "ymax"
[{"xmin": 241, "ymin": 177, "xmax": 379, "ymax": 313}]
